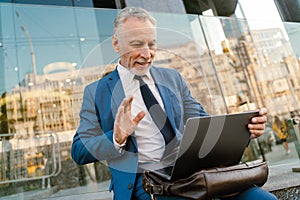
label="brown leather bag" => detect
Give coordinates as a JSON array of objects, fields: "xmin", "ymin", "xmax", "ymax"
[{"xmin": 142, "ymin": 160, "xmax": 268, "ymax": 200}]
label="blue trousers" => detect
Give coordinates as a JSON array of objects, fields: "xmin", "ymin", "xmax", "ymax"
[{"xmin": 131, "ymin": 174, "xmax": 278, "ymax": 200}]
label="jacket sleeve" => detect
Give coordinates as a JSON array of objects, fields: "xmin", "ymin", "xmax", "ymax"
[{"xmin": 71, "ymin": 82, "xmax": 121, "ymax": 165}]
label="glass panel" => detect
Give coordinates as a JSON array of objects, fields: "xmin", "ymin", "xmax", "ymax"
[
  {"xmin": 14, "ymin": 0, "xmax": 73, "ymax": 6},
  {"xmin": 199, "ymin": 15, "xmax": 259, "ymax": 113},
  {"xmin": 0, "ymin": 3, "xmax": 113, "ymax": 198},
  {"xmin": 282, "ymin": 21, "xmax": 300, "ymax": 164},
  {"xmin": 285, "ymin": 22, "xmax": 300, "ymax": 58},
  {"xmin": 200, "ymin": 14, "xmax": 300, "ymax": 164},
  {"xmin": 153, "ymin": 13, "xmax": 227, "ymax": 115},
  {"xmin": 1, "ymin": 2, "xmax": 300, "ymax": 199},
  {"xmin": 0, "ymin": 3, "xmax": 227, "ymax": 198}
]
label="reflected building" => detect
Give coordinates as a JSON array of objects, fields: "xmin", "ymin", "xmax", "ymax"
[
  {"xmin": 236, "ymin": 28, "xmax": 300, "ymax": 118},
  {"xmin": 250, "ymin": 28, "xmax": 300, "ymax": 118},
  {"xmin": 4, "ymin": 63, "xmax": 105, "ymax": 134},
  {"xmin": 155, "ymin": 42, "xmax": 227, "ymax": 114},
  {"xmin": 1, "ymin": 41, "xmax": 235, "ymax": 134},
  {"xmin": 1, "ymin": 0, "xmax": 300, "ymax": 132},
  {"xmin": 3, "ymin": 28, "xmax": 300, "ymax": 134},
  {"xmin": 194, "ymin": 26, "xmax": 300, "ymax": 117}
]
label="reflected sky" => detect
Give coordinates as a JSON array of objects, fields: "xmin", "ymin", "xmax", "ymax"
[
  {"xmin": 0, "ymin": 4, "xmax": 201, "ymax": 93},
  {"xmin": 1, "ymin": 2, "xmax": 298, "ymax": 95}
]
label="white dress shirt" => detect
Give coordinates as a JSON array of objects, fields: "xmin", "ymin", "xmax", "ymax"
[{"xmin": 113, "ymin": 63, "xmax": 166, "ymax": 163}]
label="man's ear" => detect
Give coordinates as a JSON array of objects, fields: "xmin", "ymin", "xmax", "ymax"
[{"xmin": 112, "ymin": 35, "xmax": 120, "ymax": 53}]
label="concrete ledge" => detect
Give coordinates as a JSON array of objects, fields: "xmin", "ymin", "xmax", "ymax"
[
  {"xmin": 263, "ymin": 162, "xmax": 300, "ymax": 199},
  {"xmin": 263, "ymin": 162, "xmax": 300, "ymax": 191},
  {"xmin": 0, "ymin": 186, "xmax": 59, "ymax": 200},
  {"xmin": 31, "ymin": 186, "xmax": 60, "ymax": 200}
]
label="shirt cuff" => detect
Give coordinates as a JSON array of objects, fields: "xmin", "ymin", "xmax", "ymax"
[{"xmin": 113, "ymin": 135, "xmax": 126, "ymax": 153}]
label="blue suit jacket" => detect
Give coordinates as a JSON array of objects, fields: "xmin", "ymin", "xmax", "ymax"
[{"xmin": 71, "ymin": 66, "xmax": 207, "ymax": 200}]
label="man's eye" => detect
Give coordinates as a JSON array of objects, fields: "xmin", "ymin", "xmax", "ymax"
[
  {"xmin": 149, "ymin": 43, "xmax": 156, "ymax": 48},
  {"xmin": 131, "ymin": 43, "xmax": 143, "ymax": 47}
]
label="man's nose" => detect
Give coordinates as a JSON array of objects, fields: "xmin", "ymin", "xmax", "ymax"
[{"xmin": 140, "ymin": 47, "xmax": 151, "ymax": 59}]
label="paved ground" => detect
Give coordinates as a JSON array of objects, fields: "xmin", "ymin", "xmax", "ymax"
[{"xmin": 263, "ymin": 142, "xmax": 300, "ymax": 192}]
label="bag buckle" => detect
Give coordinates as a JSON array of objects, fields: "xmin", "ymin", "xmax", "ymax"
[{"xmin": 144, "ymin": 182, "xmax": 164, "ymax": 195}]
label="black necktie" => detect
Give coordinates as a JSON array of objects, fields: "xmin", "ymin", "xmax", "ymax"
[{"xmin": 134, "ymin": 75, "xmax": 175, "ymax": 144}]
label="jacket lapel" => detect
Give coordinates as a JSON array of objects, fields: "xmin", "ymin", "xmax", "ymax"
[
  {"xmin": 107, "ymin": 69, "xmax": 124, "ymax": 117},
  {"xmin": 106, "ymin": 69, "xmax": 138, "ymax": 152},
  {"xmin": 150, "ymin": 67, "xmax": 176, "ymax": 130}
]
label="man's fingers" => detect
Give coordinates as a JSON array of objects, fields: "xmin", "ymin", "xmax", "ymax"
[
  {"xmin": 248, "ymin": 123, "xmax": 265, "ymax": 130},
  {"xmin": 259, "ymin": 108, "xmax": 267, "ymax": 115},
  {"xmin": 122, "ymin": 96, "xmax": 133, "ymax": 113},
  {"xmin": 248, "ymin": 122, "xmax": 265, "ymax": 139},
  {"xmin": 252, "ymin": 115, "xmax": 267, "ymax": 124},
  {"xmin": 133, "ymin": 111, "xmax": 146, "ymax": 125},
  {"xmin": 126, "ymin": 96, "xmax": 134, "ymax": 113},
  {"xmin": 116, "ymin": 104, "xmax": 124, "ymax": 119},
  {"xmin": 250, "ymin": 130, "xmax": 264, "ymax": 139}
]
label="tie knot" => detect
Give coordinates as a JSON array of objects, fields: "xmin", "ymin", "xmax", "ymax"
[
  {"xmin": 134, "ymin": 75, "xmax": 142, "ymax": 80},
  {"xmin": 134, "ymin": 75, "xmax": 146, "ymax": 85}
]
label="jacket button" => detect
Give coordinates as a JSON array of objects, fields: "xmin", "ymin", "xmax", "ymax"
[{"xmin": 128, "ymin": 183, "xmax": 133, "ymax": 190}]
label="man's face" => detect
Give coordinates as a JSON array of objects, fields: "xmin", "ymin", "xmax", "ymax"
[{"xmin": 112, "ymin": 17, "xmax": 157, "ymax": 75}]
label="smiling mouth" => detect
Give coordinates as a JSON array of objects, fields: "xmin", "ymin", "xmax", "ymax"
[{"xmin": 136, "ymin": 61, "xmax": 151, "ymax": 66}]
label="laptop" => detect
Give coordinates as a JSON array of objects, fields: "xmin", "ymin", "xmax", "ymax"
[{"xmin": 148, "ymin": 111, "xmax": 259, "ymax": 181}]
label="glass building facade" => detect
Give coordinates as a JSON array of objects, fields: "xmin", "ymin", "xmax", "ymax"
[{"xmin": 0, "ymin": 0, "xmax": 300, "ymax": 198}]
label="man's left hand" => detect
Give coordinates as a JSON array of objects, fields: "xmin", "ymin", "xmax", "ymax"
[{"xmin": 248, "ymin": 108, "xmax": 267, "ymax": 139}]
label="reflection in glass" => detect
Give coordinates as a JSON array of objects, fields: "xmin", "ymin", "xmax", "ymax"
[{"xmin": 1, "ymin": 2, "xmax": 300, "ymax": 199}]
